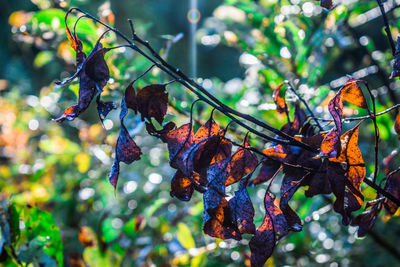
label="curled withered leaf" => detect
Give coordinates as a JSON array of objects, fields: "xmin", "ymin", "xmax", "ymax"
[
  {"xmin": 54, "ymin": 71, "xmax": 96, "ymax": 122},
  {"xmin": 125, "ymin": 80, "xmax": 138, "ymax": 112},
  {"xmin": 249, "ymin": 192, "xmax": 288, "ymax": 267},
  {"xmin": 384, "ymin": 173, "xmax": 400, "ymax": 214},
  {"xmin": 96, "ymin": 96, "xmax": 116, "ymax": 122},
  {"xmin": 108, "ymin": 123, "xmax": 142, "ymax": 188},
  {"xmin": 136, "ymin": 84, "xmax": 168, "ymax": 124},
  {"xmin": 145, "ymin": 121, "xmax": 176, "ymax": 137},
  {"xmin": 228, "ymin": 176, "xmax": 256, "ymax": 235},
  {"xmin": 328, "ymin": 91, "xmax": 343, "ymax": 137},
  {"xmin": 320, "ymin": 0, "xmax": 333, "ymax": 9},
  {"xmin": 340, "ymin": 78, "xmax": 367, "ymax": 109},
  {"xmin": 351, "ymin": 200, "xmax": 382, "ymax": 237},
  {"xmin": 280, "ymin": 174, "xmax": 306, "ymax": 231},
  {"xmin": 108, "ymin": 97, "xmax": 142, "ymax": 188},
  {"xmin": 319, "ymin": 128, "xmax": 340, "ymax": 158},
  {"xmin": 322, "ymin": 78, "xmax": 367, "ymax": 157},
  {"xmin": 203, "ymin": 197, "xmax": 241, "ymax": 240},
  {"xmin": 164, "ymin": 123, "xmax": 193, "ymax": 168},
  {"xmin": 273, "ymin": 83, "xmax": 288, "ymax": 114},
  {"xmin": 55, "ymin": 13, "xmax": 86, "ymax": 86},
  {"xmin": 328, "ymin": 125, "xmax": 365, "ymax": 224},
  {"xmin": 170, "ymin": 170, "xmax": 194, "ymax": 201},
  {"xmin": 65, "ymin": 13, "xmax": 82, "ymax": 52},
  {"xmin": 85, "ymin": 43, "xmax": 110, "ymax": 87},
  {"xmin": 165, "ymin": 117, "xmax": 232, "ymax": 196},
  {"xmin": 390, "ymin": 37, "xmax": 400, "ymax": 79},
  {"xmin": 203, "ymin": 159, "xmax": 241, "ymax": 240},
  {"xmin": 225, "ymin": 139, "xmax": 258, "ymax": 186},
  {"xmin": 249, "ymin": 159, "xmax": 280, "ymax": 187},
  {"xmin": 394, "ymin": 112, "xmax": 400, "ymax": 140}
]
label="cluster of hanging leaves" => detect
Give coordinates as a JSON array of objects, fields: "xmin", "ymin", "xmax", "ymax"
[
  {"xmin": 54, "ymin": 12, "xmax": 115, "ymax": 123},
  {"xmin": 55, "ymin": 11, "xmax": 400, "ymax": 267}
]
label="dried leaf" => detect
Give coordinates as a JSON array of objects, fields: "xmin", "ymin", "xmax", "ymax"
[
  {"xmin": 320, "ymin": 128, "xmax": 340, "ymax": 158},
  {"xmin": 136, "ymin": 84, "xmax": 168, "ymax": 124},
  {"xmin": 203, "ymin": 197, "xmax": 241, "ymax": 240},
  {"xmin": 54, "ymin": 72, "xmax": 96, "ymax": 122},
  {"xmin": 280, "ymin": 174, "xmax": 306, "ymax": 231},
  {"xmin": 125, "ymin": 81, "xmax": 138, "ymax": 112},
  {"xmin": 323, "ymin": 79, "xmax": 367, "ymax": 157},
  {"xmin": 164, "ymin": 123, "xmax": 193, "ymax": 168},
  {"xmin": 262, "ymin": 144, "xmax": 287, "ymax": 161},
  {"xmin": 351, "ymin": 201, "xmax": 382, "ymax": 237},
  {"xmin": 170, "ymin": 170, "xmax": 194, "ymax": 201},
  {"xmin": 249, "ymin": 192, "xmax": 288, "ymax": 267},
  {"xmin": 108, "ymin": 123, "xmax": 142, "ymax": 188},
  {"xmin": 228, "ymin": 178, "xmax": 256, "ymax": 234},
  {"xmin": 225, "ymin": 139, "xmax": 258, "ymax": 186},
  {"xmin": 146, "ymin": 121, "xmax": 176, "ymax": 137},
  {"xmin": 203, "ymin": 159, "xmax": 241, "ymax": 240},
  {"xmin": 384, "ymin": 173, "xmax": 400, "ymax": 214},
  {"xmin": 108, "ymin": 97, "xmax": 142, "ymax": 188},
  {"xmin": 341, "ymin": 79, "xmax": 367, "ymax": 109},
  {"xmin": 249, "ymin": 159, "xmax": 280, "ymax": 187},
  {"xmin": 328, "ymin": 125, "xmax": 365, "ymax": 224},
  {"xmin": 304, "ymin": 160, "xmax": 331, "ymax": 197},
  {"xmin": 65, "ymin": 15, "xmax": 82, "ymax": 52},
  {"xmin": 85, "ymin": 43, "xmax": 110, "ymax": 86},
  {"xmin": 290, "ymin": 103, "xmax": 307, "ymax": 133},
  {"xmin": 273, "ymin": 83, "xmax": 287, "ymax": 114},
  {"xmin": 193, "ymin": 117, "xmax": 220, "ymax": 143}
]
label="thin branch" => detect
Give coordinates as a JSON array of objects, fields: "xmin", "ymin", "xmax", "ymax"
[
  {"xmin": 364, "ymin": 178, "xmax": 400, "ymax": 207},
  {"xmin": 66, "ymin": 8, "xmax": 317, "ymax": 152},
  {"xmin": 363, "ymin": 81, "xmax": 380, "ymax": 183},
  {"xmin": 316, "ymin": 104, "xmax": 400, "ymax": 122},
  {"xmin": 376, "ymin": 0, "xmax": 396, "ymax": 56}
]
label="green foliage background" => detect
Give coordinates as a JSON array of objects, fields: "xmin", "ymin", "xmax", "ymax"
[{"xmin": 0, "ymin": 0, "xmax": 400, "ymax": 266}]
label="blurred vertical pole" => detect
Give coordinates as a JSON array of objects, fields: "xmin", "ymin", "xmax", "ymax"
[{"xmin": 188, "ymin": 0, "xmax": 198, "ymax": 78}]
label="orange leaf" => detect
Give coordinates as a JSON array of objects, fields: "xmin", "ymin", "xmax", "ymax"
[
  {"xmin": 273, "ymin": 83, "xmax": 287, "ymax": 114},
  {"xmin": 341, "ymin": 78, "xmax": 367, "ymax": 109}
]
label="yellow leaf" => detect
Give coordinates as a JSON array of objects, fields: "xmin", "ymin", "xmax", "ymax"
[
  {"xmin": 75, "ymin": 152, "xmax": 91, "ymax": 173},
  {"xmin": 177, "ymin": 222, "xmax": 195, "ymax": 249}
]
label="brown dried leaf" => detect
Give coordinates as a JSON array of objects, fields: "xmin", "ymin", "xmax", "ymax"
[
  {"xmin": 170, "ymin": 170, "xmax": 194, "ymax": 201},
  {"xmin": 280, "ymin": 174, "xmax": 306, "ymax": 231},
  {"xmin": 351, "ymin": 201, "xmax": 382, "ymax": 237},
  {"xmin": 108, "ymin": 122, "xmax": 142, "ymax": 188},
  {"xmin": 228, "ymin": 178, "xmax": 256, "ymax": 234},
  {"xmin": 341, "ymin": 78, "xmax": 367, "ymax": 109},
  {"xmin": 136, "ymin": 84, "xmax": 168, "ymax": 124},
  {"xmin": 384, "ymin": 173, "xmax": 400, "ymax": 214},
  {"xmin": 328, "ymin": 125, "xmax": 365, "ymax": 224},
  {"xmin": 249, "ymin": 192, "xmax": 288, "ymax": 267},
  {"xmin": 225, "ymin": 139, "xmax": 258, "ymax": 186},
  {"xmin": 249, "ymin": 160, "xmax": 280, "ymax": 187},
  {"xmin": 273, "ymin": 83, "xmax": 287, "ymax": 114}
]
